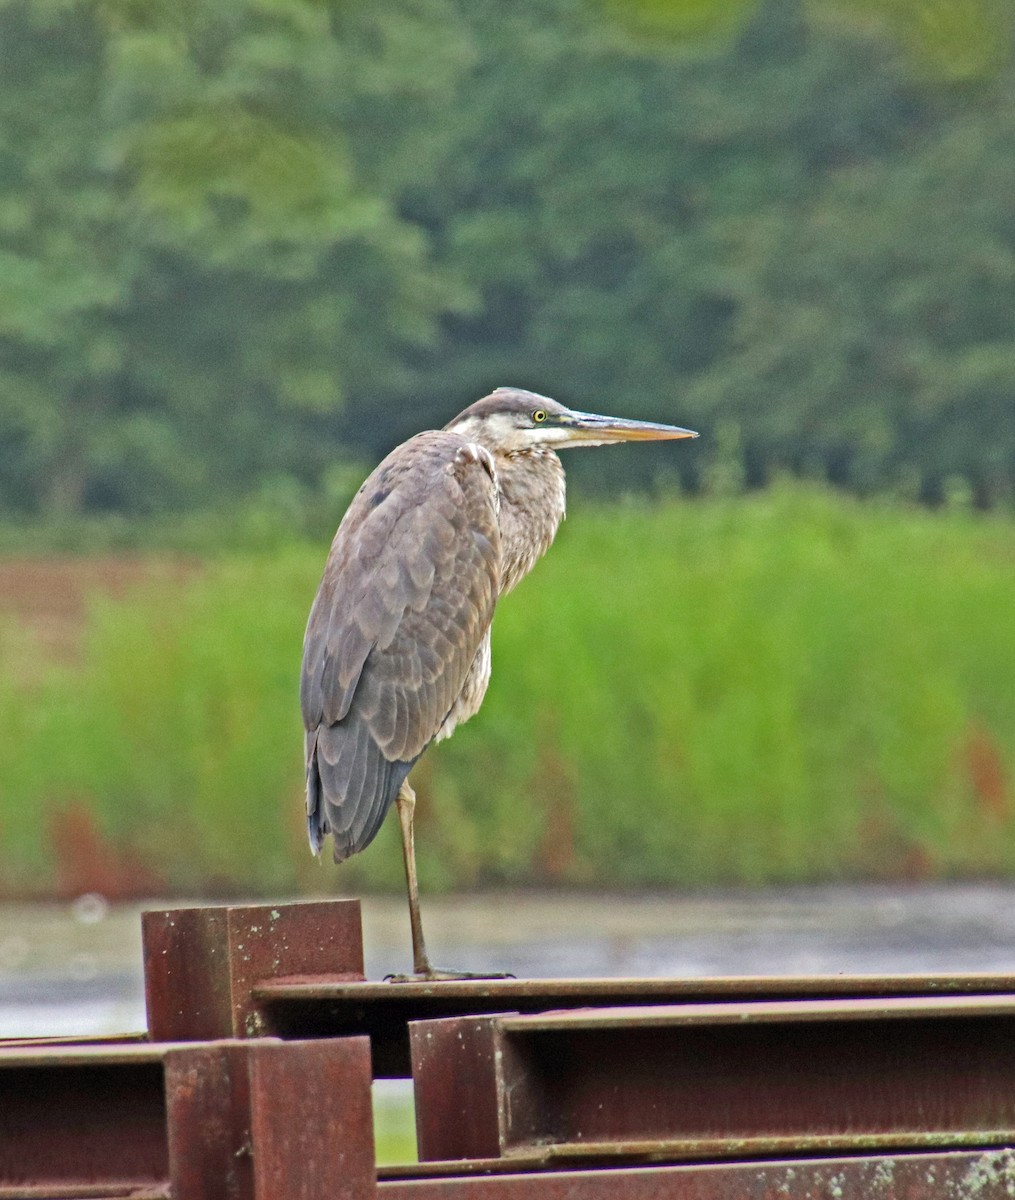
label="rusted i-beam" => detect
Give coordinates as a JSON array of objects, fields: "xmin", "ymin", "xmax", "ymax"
[
  {"xmin": 410, "ymin": 996, "xmax": 1015, "ymax": 1163},
  {"xmin": 251, "ymin": 971, "xmax": 1015, "ymax": 1075},
  {"xmin": 0, "ymin": 1042, "xmax": 168, "ymax": 1195},
  {"xmin": 379, "ymin": 1148, "xmax": 1015, "ymax": 1199},
  {"xmin": 142, "ymin": 900, "xmax": 365, "ymax": 1042},
  {"xmin": 140, "ymin": 902, "xmax": 1015, "ymax": 1076},
  {"xmin": 0, "ymin": 1036, "xmax": 374, "ymax": 1200}
]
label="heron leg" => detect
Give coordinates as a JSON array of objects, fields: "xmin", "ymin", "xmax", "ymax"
[
  {"xmin": 390, "ymin": 780, "xmax": 515, "ymax": 983},
  {"xmin": 396, "ymin": 780, "xmax": 432, "ymax": 976}
]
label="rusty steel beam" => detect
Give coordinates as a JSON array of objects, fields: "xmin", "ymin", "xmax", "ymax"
[
  {"xmin": 0, "ymin": 1042, "xmax": 169, "ymax": 1195},
  {"xmin": 166, "ymin": 1035, "xmax": 376, "ymax": 1200},
  {"xmin": 165, "ymin": 1035, "xmax": 376, "ymax": 1200},
  {"xmin": 410, "ymin": 996, "xmax": 1015, "ymax": 1163},
  {"xmin": 0, "ymin": 1036, "xmax": 374, "ymax": 1200},
  {"xmin": 253, "ymin": 971, "xmax": 1015, "ymax": 1076},
  {"xmin": 378, "ymin": 1149, "xmax": 1015, "ymax": 1199},
  {"xmin": 0, "ymin": 1033, "xmax": 149, "ymax": 1050},
  {"xmin": 142, "ymin": 900, "xmax": 364, "ymax": 1042},
  {"xmin": 245, "ymin": 1037, "xmax": 376, "ymax": 1200},
  {"xmin": 163, "ymin": 1041, "xmax": 254, "ymax": 1200},
  {"xmin": 0, "ymin": 1187, "xmax": 168, "ymax": 1198}
]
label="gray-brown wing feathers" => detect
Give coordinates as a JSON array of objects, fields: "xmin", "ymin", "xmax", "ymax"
[{"xmin": 301, "ymin": 432, "xmax": 500, "ymax": 862}]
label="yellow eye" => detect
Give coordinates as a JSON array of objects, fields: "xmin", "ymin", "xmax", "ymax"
[{"xmin": 532, "ymin": 410, "xmax": 547, "ymax": 423}]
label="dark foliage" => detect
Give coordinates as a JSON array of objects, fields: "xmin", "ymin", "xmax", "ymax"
[{"xmin": 0, "ymin": 0, "xmax": 1012, "ymax": 520}]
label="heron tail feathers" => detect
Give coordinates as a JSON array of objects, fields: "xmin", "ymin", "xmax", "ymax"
[{"xmin": 305, "ymin": 722, "xmax": 414, "ymax": 864}]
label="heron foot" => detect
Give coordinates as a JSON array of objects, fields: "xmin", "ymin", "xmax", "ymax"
[{"xmin": 385, "ymin": 968, "xmax": 517, "ymax": 983}]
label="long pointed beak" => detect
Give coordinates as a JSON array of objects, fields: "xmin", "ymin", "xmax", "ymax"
[{"xmin": 561, "ymin": 410, "xmax": 699, "ymax": 445}]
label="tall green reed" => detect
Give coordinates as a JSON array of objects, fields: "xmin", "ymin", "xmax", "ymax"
[{"xmin": 1, "ymin": 485, "xmax": 1013, "ymax": 894}]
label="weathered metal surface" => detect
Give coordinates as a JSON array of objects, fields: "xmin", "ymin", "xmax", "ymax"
[
  {"xmin": 25, "ymin": 895, "xmax": 1015, "ymax": 1199},
  {"xmin": 255, "ymin": 971, "xmax": 1015, "ymax": 1076},
  {"xmin": 502, "ymin": 992, "xmax": 1015, "ymax": 1027},
  {"xmin": 0, "ymin": 1042, "xmax": 168, "ymax": 1194},
  {"xmin": 0, "ymin": 1035, "xmax": 373, "ymax": 1200},
  {"xmin": 410, "ymin": 996, "xmax": 1015, "ymax": 1163},
  {"xmin": 165, "ymin": 1035, "xmax": 375, "ymax": 1200},
  {"xmin": 246, "ymin": 1037, "xmax": 376, "ymax": 1200},
  {"xmin": 142, "ymin": 900, "xmax": 364, "ymax": 1042},
  {"xmin": 413, "ymin": 1016, "xmax": 502, "ymax": 1161},
  {"xmin": 379, "ymin": 1149, "xmax": 1015, "ymax": 1198},
  {"xmin": 0, "ymin": 1186, "xmax": 169, "ymax": 1198},
  {"xmin": 0, "ymin": 1032, "xmax": 149, "ymax": 1050},
  {"xmin": 164, "ymin": 1041, "xmax": 254, "ymax": 1200}
]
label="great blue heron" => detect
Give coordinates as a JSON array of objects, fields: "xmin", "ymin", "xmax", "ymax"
[{"xmin": 301, "ymin": 388, "xmax": 697, "ymax": 977}]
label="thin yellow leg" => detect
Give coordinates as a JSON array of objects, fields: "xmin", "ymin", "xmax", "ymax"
[
  {"xmin": 390, "ymin": 780, "xmax": 513, "ymax": 982},
  {"xmin": 396, "ymin": 781, "xmax": 432, "ymax": 976}
]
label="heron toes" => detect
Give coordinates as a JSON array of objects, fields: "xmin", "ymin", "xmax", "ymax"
[{"xmin": 385, "ymin": 968, "xmax": 517, "ymax": 983}]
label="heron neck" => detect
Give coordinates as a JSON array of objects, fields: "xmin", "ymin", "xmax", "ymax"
[{"xmin": 494, "ymin": 448, "xmax": 567, "ymax": 594}]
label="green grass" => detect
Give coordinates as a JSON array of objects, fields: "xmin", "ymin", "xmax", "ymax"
[
  {"xmin": 373, "ymin": 1083, "xmax": 418, "ymax": 1165},
  {"xmin": 2, "ymin": 483, "xmax": 1014, "ymax": 895}
]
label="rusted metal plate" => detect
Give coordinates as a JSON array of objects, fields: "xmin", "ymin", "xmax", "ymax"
[
  {"xmin": 255, "ymin": 971, "xmax": 1015, "ymax": 1076},
  {"xmin": 142, "ymin": 900, "xmax": 364, "ymax": 1042},
  {"xmin": 378, "ymin": 1149, "xmax": 1015, "ymax": 1198},
  {"xmin": 413, "ymin": 1016, "xmax": 501, "ymax": 1161},
  {"xmin": 410, "ymin": 996, "xmax": 1015, "ymax": 1162},
  {"xmin": 246, "ymin": 1037, "xmax": 376, "ymax": 1200},
  {"xmin": 164, "ymin": 1041, "xmax": 254, "ymax": 1200}
]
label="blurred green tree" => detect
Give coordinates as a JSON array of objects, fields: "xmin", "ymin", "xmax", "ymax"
[
  {"xmin": 0, "ymin": 0, "xmax": 471, "ymax": 516},
  {"xmin": 407, "ymin": 0, "xmax": 1014, "ymax": 500},
  {"xmin": 684, "ymin": 20, "xmax": 1015, "ymax": 502},
  {"xmin": 0, "ymin": 0, "xmax": 1013, "ymax": 521}
]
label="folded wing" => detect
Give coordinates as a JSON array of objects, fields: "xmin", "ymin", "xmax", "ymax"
[{"xmin": 300, "ymin": 432, "xmax": 501, "ymax": 861}]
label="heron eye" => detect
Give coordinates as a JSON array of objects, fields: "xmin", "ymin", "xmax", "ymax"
[{"xmin": 532, "ymin": 410, "xmax": 547, "ymax": 423}]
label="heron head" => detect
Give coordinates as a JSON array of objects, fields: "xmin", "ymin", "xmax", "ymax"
[{"xmin": 445, "ymin": 387, "xmax": 698, "ymax": 454}]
